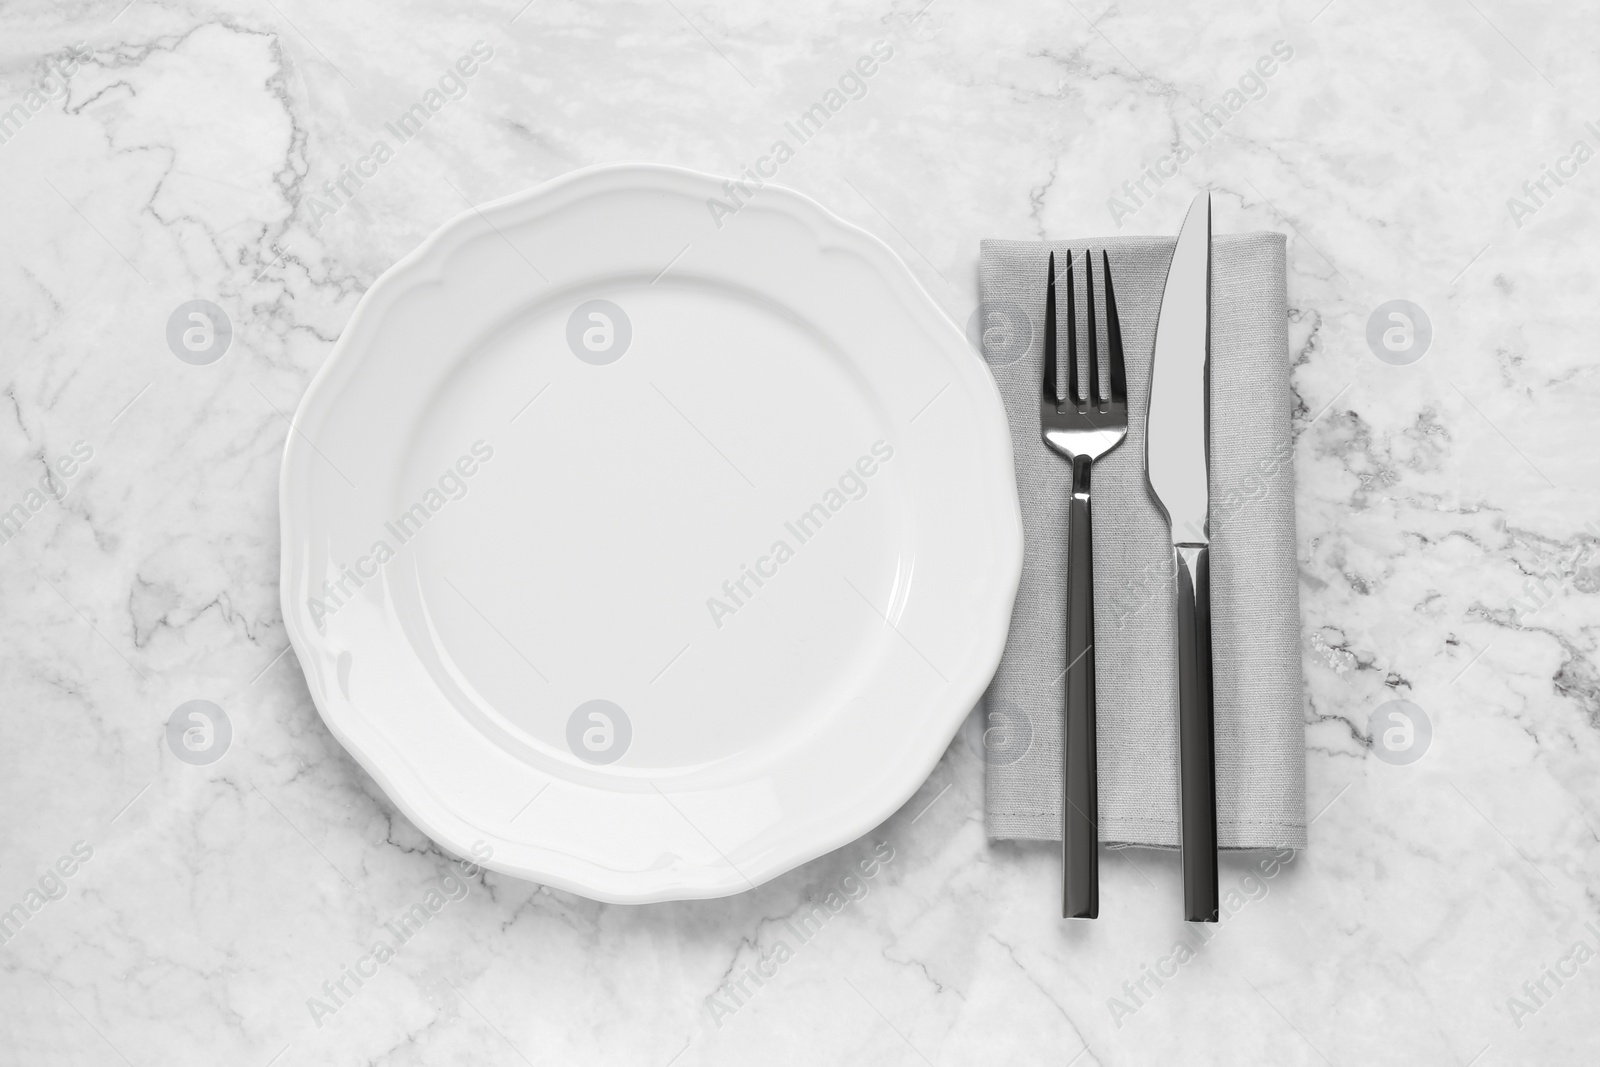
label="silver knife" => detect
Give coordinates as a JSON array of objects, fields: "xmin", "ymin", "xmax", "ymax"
[{"xmin": 1145, "ymin": 191, "xmax": 1218, "ymax": 922}]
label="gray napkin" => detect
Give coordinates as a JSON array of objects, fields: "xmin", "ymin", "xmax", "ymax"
[{"xmin": 980, "ymin": 233, "xmax": 1304, "ymax": 851}]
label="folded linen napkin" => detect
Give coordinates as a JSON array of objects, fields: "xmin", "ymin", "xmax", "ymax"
[{"xmin": 980, "ymin": 232, "xmax": 1304, "ymax": 850}]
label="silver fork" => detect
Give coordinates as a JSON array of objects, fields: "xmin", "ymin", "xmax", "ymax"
[{"xmin": 1040, "ymin": 249, "xmax": 1129, "ymax": 920}]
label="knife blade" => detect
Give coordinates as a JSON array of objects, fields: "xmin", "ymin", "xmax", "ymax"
[{"xmin": 1145, "ymin": 191, "xmax": 1219, "ymax": 923}]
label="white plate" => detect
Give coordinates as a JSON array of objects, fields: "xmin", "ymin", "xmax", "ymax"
[{"xmin": 280, "ymin": 163, "xmax": 1022, "ymax": 902}]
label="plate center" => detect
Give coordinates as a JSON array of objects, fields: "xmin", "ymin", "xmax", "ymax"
[{"xmin": 398, "ymin": 281, "xmax": 909, "ymax": 771}]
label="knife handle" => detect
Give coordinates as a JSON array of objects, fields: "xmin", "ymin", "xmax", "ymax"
[
  {"xmin": 1062, "ymin": 454, "xmax": 1098, "ymax": 919},
  {"xmin": 1175, "ymin": 543, "xmax": 1218, "ymax": 922}
]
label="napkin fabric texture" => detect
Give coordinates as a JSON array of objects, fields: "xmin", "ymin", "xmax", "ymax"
[{"xmin": 980, "ymin": 233, "xmax": 1304, "ymax": 851}]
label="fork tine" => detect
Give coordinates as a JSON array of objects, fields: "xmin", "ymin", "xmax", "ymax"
[
  {"xmin": 1064, "ymin": 252, "xmax": 1080, "ymax": 405},
  {"xmin": 1042, "ymin": 252, "xmax": 1057, "ymax": 403},
  {"xmin": 1101, "ymin": 249, "xmax": 1126, "ymax": 405},
  {"xmin": 1085, "ymin": 250, "xmax": 1102, "ymax": 408}
]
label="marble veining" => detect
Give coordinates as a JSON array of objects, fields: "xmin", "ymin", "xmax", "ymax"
[{"xmin": 1, "ymin": 0, "xmax": 1597, "ymax": 1064}]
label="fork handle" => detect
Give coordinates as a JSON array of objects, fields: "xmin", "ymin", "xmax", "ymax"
[
  {"xmin": 1062, "ymin": 454, "xmax": 1098, "ymax": 919},
  {"xmin": 1174, "ymin": 543, "xmax": 1218, "ymax": 922}
]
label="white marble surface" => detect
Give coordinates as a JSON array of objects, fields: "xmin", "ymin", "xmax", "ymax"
[{"xmin": 2, "ymin": 1, "xmax": 1598, "ymax": 1064}]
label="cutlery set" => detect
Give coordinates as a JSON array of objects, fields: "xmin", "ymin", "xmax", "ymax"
[{"xmin": 1043, "ymin": 192, "xmax": 1220, "ymax": 922}]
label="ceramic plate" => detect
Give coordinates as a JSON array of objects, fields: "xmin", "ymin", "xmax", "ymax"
[{"xmin": 280, "ymin": 163, "xmax": 1022, "ymax": 902}]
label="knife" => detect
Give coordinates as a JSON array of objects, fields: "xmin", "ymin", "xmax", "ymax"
[{"xmin": 1145, "ymin": 192, "xmax": 1219, "ymax": 923}]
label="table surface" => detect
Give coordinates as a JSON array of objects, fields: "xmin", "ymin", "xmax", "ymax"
[{"xmin": 2, "ymin": 2, "xmax": 1597, "ymax": 1065}]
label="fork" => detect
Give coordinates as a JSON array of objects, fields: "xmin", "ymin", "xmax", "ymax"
[{"xmin": 1040, "ymin": 249, "xmax": 1129, "ymax": 920}]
